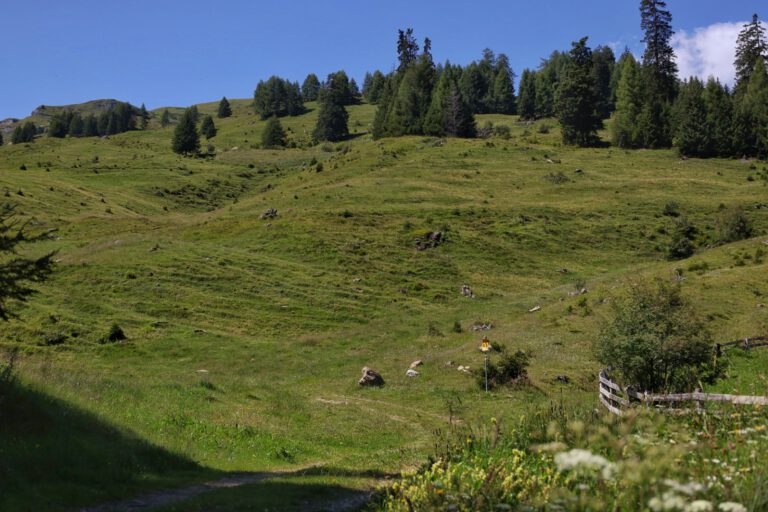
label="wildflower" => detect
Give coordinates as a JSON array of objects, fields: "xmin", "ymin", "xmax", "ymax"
[
  {"xmin": 664, "ymin": 479, "xmax": 705, "ymax": 496},
  {"xmin": 686, "ymin": 500, "xmax": 713, "ymax": 511},
  {"xmin": 649, "ymin": 491, "xmax": 687, "ymax": 511},
  {"xmin": 554, "ymin": 449, "xmax": 617, "ymax": 480},
  {"xmin": 718, "ymin": 503, "xmax": 747, "ymax": 512}
]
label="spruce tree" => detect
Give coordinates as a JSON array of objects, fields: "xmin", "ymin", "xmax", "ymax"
[
  {"xmin": 172, "ymin": 108, "xmax": 200, "ymax": 155},
  {"xmin": 313, "ymin": 81, "xmax": 349, "ymax": 142},
  {"xmin": 640, "ymin": 0, "xmax": 678, "ymax": 101},
  {"xmin": 555, "ymin": 37, "xmax": 602, "ymax": 147},
  {"xmin": 20, "ymin": 122, "xmax": 37, "ymax": 143},
  {"xmin": 591, "ymin": 46, "xmax": 616, "ymax": 118},
  {"xmin": 703, "ymin": 78, "xmax": 733, "ymax": 157},
  {"xmin": 48, "ymin": 113, "xmax": 69, "ymax": 138},
  {"xmin": 160, "ymin": 109, "xmax": 171, "ymax": 128},
  {"xmin": 83, "ymin": 115, "xmax": 99, "ymax": 137},
  {"xmin": 200, "ymin": 115, "xmax": 217, "ymax": 139},
  {"xmin": 612, "ymin": 54, "xmax": 644, "ymax": 148},
  {"xmin": 261, "ymin": 116, "xmax": 287, "ymax": 148},
  {"xmin": 396, "ymin": 29, "xmax": 419, "ymax": 71},
  {"xmin": 362, "ymin": 72, "xmax": 374, "ymax": 99},
  {"xmin": 732, "ymin": 57, "xmax": 768, "ymax": 157},
  {"xmin": 188, "ymin": 105, "xmax": 199, "ymax": 124},
  {"xmin": 217, "ymin": 97, "xmax": 232, "ymax": 118},
  {"xmin": 734, "ymin": 14, "xmax": 768, "ymax": 92},
  {"xmin": 68, "ymin": 113, "xmax": 84, "ymax": 137},
  {"xmin": 673, "ymin": 78, "xmax": 709, "ymax": 157},
  {"xmin": 424, "ymin": 64, "xmax": 475, "ymax": 138},
  {"xmin": 139, "ymin": 103, "xmax": 149, "ymax": 129},
  {"xmin": 301, "ymin": 74, "xmax": 321, "ymax": 102},
  {"xmin": 366, "ymin": 71, "xmax": 386, "ymax": 104},
  {"xmin": 517, "ymin": 69, "xmax": 537, "ymax": 120},
  {"xmin": 11, "ymin": 126, "xmax": 23, "ymax": 144}
]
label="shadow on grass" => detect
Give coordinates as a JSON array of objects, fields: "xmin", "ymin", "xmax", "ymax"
[{"xmin": 0, "ymin": 379, "xmax": 217, "ymax": 512}]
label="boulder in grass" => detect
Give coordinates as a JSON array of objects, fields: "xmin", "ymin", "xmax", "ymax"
[
  {"xmin": 406, "ymin": 369, "xmax": 419, "ymax": 378},
  {"xmin": 358, "ymin": 367, "xmax": 384, "ymax": 387},
  {"xmin": 409, "ymin": 360, "xmax": 423, "ymax": 369}
]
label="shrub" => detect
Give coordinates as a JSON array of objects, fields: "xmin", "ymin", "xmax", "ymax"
[
  {"xmin": 537, "ymin": 123, "xmax": 551, "ymax": 134},
  {"xmin": 595, "ymin": 280, "xmax": 717, "ymax": 392},
  {"xmin": 478, "ymin": 350, "xmax": 530, "ymax": 390},
  {"xmin": 101, "ymin": 323, "xmax": 126, "ymax": 344},
  {"xmin": 476, "ymin": 121, "xmax": 494, "ymax": 139},
  {"xmin": 662, "ymin": 201, "xmax": 680, "ymax": 217},
  {"xmin": 716, "ymin": 207, "xmax": 752, "ymax": 244},
  {"xmin": 493, "ymin": 124, "xmax": 511, "ymax": 139},
  {"xmin": 667, "ymin": 216, "xmax": 696, "ymax": 260}
]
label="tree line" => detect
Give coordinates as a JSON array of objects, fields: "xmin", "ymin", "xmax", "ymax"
[{"xmin": 46, "ymin": 102, "xmax": 145, "ymax": 139}]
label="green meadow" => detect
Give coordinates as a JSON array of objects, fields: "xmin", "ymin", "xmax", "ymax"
[{"xmin": 1, "ymin": 100, "xmax": 767, "ymax": 510}]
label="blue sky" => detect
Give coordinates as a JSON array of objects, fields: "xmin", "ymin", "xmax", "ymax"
[{"xmin": 0, "ymin": 0, "xmax": 764, "ymax": 119}]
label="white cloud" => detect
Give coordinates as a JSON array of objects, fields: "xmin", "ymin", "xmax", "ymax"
[{"xmin": 672, "ymin": 21, "xmax": 767, "ymax": 86}]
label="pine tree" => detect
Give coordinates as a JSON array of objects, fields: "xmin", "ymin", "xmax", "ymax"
[
  {"xmin": 188, "ymin": 105, "xmax": 199, "ymax": 125},
  {"xmin": 612, "ymin": 54, "xmax": 644, "ymax": 148},
  {"xmin": 702, "ymin": 78, "xmax": 733, "ymax": 157},
  {"xmin": 68, "ymin": 113, "xmax": 84, "ymax": 137},
  {"xmin": 534, "ymin": 51, "xmax": 568, "ymax": 118},
  {"xmin": 396, "ymin": 28, "xmax": 419, "ymax": 72},
  {"xmin": 362, "ymin": 72, "xmax": 374, "ymax": 99},
  {"xmin": 254, "ymin": 76, "xmax": 305, "ymax": 118},
  {"xmin": 423, "ymin": 64, "xmax": 475, "ymax": 138},
  {"xmin": 366, "ymin": 71, "xmax": 387, "ymax": 104},
  {"xmin": 673, "ymin": 78, "xmax": 709, "ymax": 157},
  {"xmin": 517, "ymin": 69, "xmax": 537, "ymax": 120},
  {"xmin": 732, "ymin": 57, "xmax": 768, "ymax": 157},
  {"xmin": 83, "ymin": 115, "xmax": 99, "ymax": 137},
  {"xmin": 459, "ymin": 62, "xmax": 487, "ymax": 114},
  {"xmin": 48, "ymin": 113, "xmax": 70, "ymax": 138},
  {"xmin": 591, "ymin": 46, "xmax": 616, "ymax": 118},
  {"xmin": 139, "ymin": 103, "xmax": 149, "ymax": 129},
  {"xmin": 636, "ymin": 94, "xmax": 672, "ymax": 149},
  {"xmin": 555, "ymin": 37, "xmax": 602, "ymax": 147},
  {"xmin": 372, "ymin": 75, "xmax": 396, "ymax": 138},
  {"xmin": 217, "ymin": 97, "xmax": 232, "ymax": 118},
  {"xmin": 302, "ymin": 74, "xmax": 321, "ymax": 102},
  {"xmin": 172, "ymin": 108, "xmax": 200, "ymax": 155},
  {"xmin": 11, "ymin": 126, "xmax": 23, "ymax": 144},
  {"xmin": 261, "ymin": 116, "xmax": 287, "ymax": 148},
  {"xmin": 492, "ymin": 54, "xmax": 516, "ymax": 114},
  {"xmin": 200, "ymin": 115, "xmax": 217, "ymax": 139},
  {"xmin": 734, "ymin": 14, "xmax": 768, "ymax": 92},
  {"xmin": 0, "ymin": 203, "xmax": 55, "ymax": 320},
  {"xmin": 313, "ymin": 81, "xmax": 349, "ymax": 142},
  {"xmin": 160, "ymin": 109, "xmax": 171, "ymax": 128},
  {"xmin": 20, "ymin": 122, "xmax": 37, "ymax": 143},
  {"xmin": 640, "ymin": 0, "xmax": 678, "ymax": 101}
]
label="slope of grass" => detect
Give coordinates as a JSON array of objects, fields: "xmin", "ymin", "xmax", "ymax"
[{"xmin": 1, "ymin": 100, "xmax": 767, "ymax": 509}]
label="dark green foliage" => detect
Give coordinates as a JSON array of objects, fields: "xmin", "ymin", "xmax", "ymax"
[
  {"xmin": 612, "ymin": 54, "xmax": 643, "ymax": 147},
  {"xmin": 734, "ymin": 14, "xmax": 768, "ymax": 92},
  {"xmin": 261, "ymin": 117, "xmax": 287, "ymax": 148},
  {"xmin": 313, "ymin": 74, "xmax": 349, "ymax": 142},
  {"xmin": 396, "ymin": 28, "xmax": 420, "ymax": 72},
  {"xmin": 640, "ymin": 0, "xmax": 678, "ymax": 102},
  {"xmin": 48, "ymin": 113, "xmax": 70, "ymax": 138},
  {"xmin": 0, "ymin": 130, "xmax": 3, "ymax": 146},
  {"xmin": 591, "ymin": 46, "xmax": 616, "ymax": 118},
  {"xmin": 363, "ymin": 70, "xmax": 387, "ymax": 104},
  {"xmin": 325, "ymin": 70, "xmax": 359, "ymax": 106},
  {"xmin": 160, "ymin": 109, "xmax": 171, "ymax": 128},
  {"xmin": 596, "ymin": 280, "xmax": 714, "ymax": 392},
  {"xmin": 716, "ymin": 207, "xmax": 753, "ymax": 244},
  {"xmin": 12, "ymin": 122, "xmax": 37, "ymax": 144},
  {"xmin": 139, "ymin": 103, "xmax": 149, "ymax": 129},
  {"xmin": 171, "ymin": 107, "xmax": 200, "ymax": 155},
  {"xmin": 200, "ymin": 115, "xmax": 217, "ymax": 139},
  {"xmin": 424, "ymin": 64, "xmax": 475, "ymax": 138},
  {"xmin": 667, "ymin": 216, "xmax": 696, "ymax": 260},
  {"xmin": 636, "ymin": 90, "xmax": 672, "ymax": 149},
  {"xmin": 217, "ymin": 97, "xmax": 232, "ymax": 118},
  {"xmin": 534, "ymin": 51, "xmax": 569, "ymax": 119},
  {"xmin": 83, "ymin": 115, "xmax": 99, "ymax": 137},
  {"xmin": 555, "ymin": 37, "xmax": 602, "ymax": 147},
  {"xmin": 93, "ymin": 102, "xmax": 137, "ymax": 136},
  {"xmin": 491, "ymin": 54, "xmax": 516, "ymax": 114},
  {"xmin": 702, "ymin": 78, "xmax": 734, "ymax": 157},
  {"xmin": 0, "ymin": 204, "xmax": 55, "ymax": 321},
  {"xmin": 517, "ymin": 69, "xmax": 537, "ymax": 120},
  {"xmin": 253, "ymin": 76, "xmax": 304, "ymax": 119},
  {"xmin": 301, "ymin": 74, "xmax": 321, "ymax": 102},
  {"xmin": 188, "ymin": 105, "xmax": 199, "ymax": 124},
  {"xmin": 731, "ymin": 58, "xmax": 768, "ymax": 157},
  {"xmin": 478, "ymin": 350, "xmax": 530, "ymax": 390},
  {"xmin": 673, "ymin": 78, "xmax": 710, "ymax": 157},
  {"xmin": 68, "ymin": 114, "xmax": 84, "ymax": 137},
  {"xmin": 101, "ymin": 323, "xmax": 126, "ymax": 344}
]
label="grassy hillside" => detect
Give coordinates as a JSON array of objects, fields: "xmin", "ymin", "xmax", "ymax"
[{"xmin": 1, "ymin": 100, "xmax": 767, "ymax": 510}]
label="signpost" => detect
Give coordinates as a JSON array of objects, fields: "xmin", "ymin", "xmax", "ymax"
[{"xmin": 480, "ymin": 336, "xmax": 491, "ymax": 392}]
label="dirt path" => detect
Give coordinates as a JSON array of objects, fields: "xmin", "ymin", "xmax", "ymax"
[{"xmin": 79, "ymin": 470, "xmax": 372, "ymax": 512}]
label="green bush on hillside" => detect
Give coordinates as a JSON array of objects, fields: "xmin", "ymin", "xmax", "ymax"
[{"xmin": 716, "ymin": 207, "xmax": 753, "ymax": 244}]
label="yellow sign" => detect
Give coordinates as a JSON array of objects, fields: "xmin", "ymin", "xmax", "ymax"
[{"xmin": 480, "ymin": 336, "xmax": 491, "ymax": 353}]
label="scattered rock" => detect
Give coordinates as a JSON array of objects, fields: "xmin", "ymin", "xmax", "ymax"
[
  {"xmin": 457, "ymin": 365, "xmax": 471, "ymax": 373},
  {"xmin": 259, "ymin": 208, "xmax": 278, "ymax": 220},
  {"xmin": 758, "ymin": 303, "xmax": 765, "ymax": 309},
  {"xmin": 471, "ymin": 323, "xmax": 493, "ymax": 332},
  {"xmin": 529, "ymin": 305, "xmax": 541, "ymax": 313},
  {"xmin": 415, "ymin": 231, "xmax": 444, "ymax": 251},
  {"xmin": 556, "ymin": 268, "xmax": 569, "ymax": 273},
  {"xmin": 568, "ymin": 288, "xmax": 588, "ymax": 297},
  {"xmin": 461, "ymin": 284, "xmax": 475, "ymax": 298},
  {"xmin": 358, "ymin": 367, "xmax": 385, "ymax": 387},
  {"xmin": 409, "ymin": 360, "xmax": 423, "ymax": 369},
  {"xmin": 149, "ymin": 244, "xmax": 160, "ymax": 252},
  {"xmin": 445, "ymin": 360, "xmax": 454, "ymax": 367},
  {"xmin": 196, "ymin": 369, "xmax": 209, "ymax": 374},
  {"xmin": 575, "ymin": 168, "xmax": 584, "ymax": 174},
  {"xmin": 406, "ymin": 369, "xmax": 419, "ymax": 378},
  {"xmin": 555, "ymin": 375, "xmax": 570, "ymax": 384},
  {"xmin": 193, "ymin": 328, "xmax": 207, "ymax": 334}
]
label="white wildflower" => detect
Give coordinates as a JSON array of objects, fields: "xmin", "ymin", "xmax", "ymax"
[
  {"xmin": 718, "ymin": 503, "xmax": 747, "ymax": 512},
  {"xmin": 664, "ymin": 479, "xmax": 705, "ymax": 496},
  {"xmin": 554, "ymin": 449, "xmax": 617, "ymax": 480},
  {"xmin": 686, "ymin": 500, "xmax": 713, "ymax": 511}
]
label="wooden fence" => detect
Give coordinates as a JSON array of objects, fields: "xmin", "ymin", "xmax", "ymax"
[{"xmin": 599, "ymin": 336, "xmax": 768, "ymax": 416}]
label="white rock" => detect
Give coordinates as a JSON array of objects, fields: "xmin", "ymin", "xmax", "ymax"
[{"xmin": 406, "ymin": 369, "xmax": 419, "ymax": 378}]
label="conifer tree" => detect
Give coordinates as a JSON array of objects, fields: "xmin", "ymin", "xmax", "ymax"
[
  {"xmin": 517, "ymin": 69, "xmax": 537, "ymax": 120},
  {"xmin": 732, "ymin": 57, "xmax": 768, "ymax": 157},
  {"xmin": 160, "ymin": 109, "xmax": 171, "ymax": 128},
  {"xmin": 591, "ymin": 46, "xmax": 616, "ymax": 118},
  {"xmin": 139, "ymin": 103, "xmax": 149, "ymax": 129},
  {"xmin": 217, "ymin": 97, "xmax": 232, "ymax": 118},
  {"xmin": 261, "ymin": 116, "xmax": 287, "ymax": 148},
  {"xmin": 48, "ymin": 113, "xmax": 70, "ymax": 138},
  {"xmin": 492, "ymin": 54, "xmax": 516, "ymax": 114},
  {"xmin": 362, "ymin": 72, "xmax": 374, "ymax": 99},
  {"xmin": 673, "ymin": 78, "xmax": 709, "ymax": 157},
  {"xmin": 301, "ymin": 74, "xmax": 321, "ymax": 102},
  {"xmin": 734, "ymin": 14, "xmax": 768, "ymax": 92},
  {"xmin": 612, "ymin": 54, "xmax": 644, "ymax": 148},
  {"xmin": 636, "ymin": 96, "xmax": 671, "ymax": 148},
  {"xmin": 396, "ymin": 28, "xmax": 419, "ymax": 71},
  {"xmin": 313, "ymin": 78, "xmax": 349, "ymax": 142},
  {"xmin": 640, "ymin": 0, "xmax": 678, "ymax": 101},
  {"xmin": 20, "ymin": 122, "xmax": 37, "ymax": 143},
  {"xmin": 366, "ymin": 71, "xmax": 387, "ymax": 104},
  {"xmin": 188, "ymin": 105, "xmax": 199, "ymax": 124},
  {"xmin": 702, "ymin": 78, "xmax": 733, "ymax": 157},
  {"xmin": 200, "ymin": 115, "xmax": 217, "ymax": 139},
  {"xmin": 424, "ymin": 64, "xmax": 475, "ymax": 138},
  {"xmin": 555, "ymin": 37, "xmax": 602, "ymax": 147},
  {"xmin": 11, "ymin": 126, "xmax": 23, "ymax": 144},
  {"xmin": 68, "ymin": 113, "xmax": 84, "ymax": 137},
  {"xmin": 172, "ymin": 108, "xmax": 200, "ymax": 155},
  {"xmin": 83, "ymin": 115, "xmax": 99, "ymax": 137}
]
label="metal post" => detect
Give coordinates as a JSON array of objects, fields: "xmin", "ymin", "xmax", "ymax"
[{"xmin": 484, "ymin": 352, "xmax": 489, "ymax": 392}]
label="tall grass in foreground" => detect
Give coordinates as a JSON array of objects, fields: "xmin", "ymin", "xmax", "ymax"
[{"xmin": 377, "ymin": 402, "xmax": 768, "ymax": 511}]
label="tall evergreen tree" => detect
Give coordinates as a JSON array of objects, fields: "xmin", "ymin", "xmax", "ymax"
[
  {"xmin": 612, "ymin": 54, "xmax": 644, "ymax": 148},
  {"xmin": 556, "ymin": 37, "xmax": 602, "ymax": 147},
  {"xmin": 83, "ymin": 115, "xmax": 99, "ymax": 137},
  {"xmin": 200, "ymin": 115, "xmax": 217, "ymax": 139},
  {"xmin": 160, "ymin": 109, "xmax": 171, "ymax": 128},
  {"xmin": 68, "ymin": 113, "xmax": 84, "ymax": 137},
  {"xmin": 188, "ymin": 105, "xmax": 199, "ymax": 125},
  {"xmin": 217, "ymin": 97, "xmax": 232, "ymax": 118},
  {"xmin": 313, "ymin": 78, "xmax": 349, "ymax": 142},
  {"xmin": 365, "ymin": 71, "xmax": 387, "ymax": 104},
  {"xmin": 396, "ymin": 28, "xmax": 419, "ymax": 71},
  {"xmin": 11, "ymin": 126, "xmax": 23, "ymax": 144},
  {"xmin": 48, "ymin": 113, "xmax": 70, "ymax": 138},
  {"xmin": 702, "ymin": 78, "xmax": 733, "ymax": 157},
  {"xmin": 172, "ymin": 107, "xmax": 200, "ymax": 155},
  {"xmin": 591, "ymin": 46, "xmax": 617, "ymax": 118},
  {"xmin": 262, "ymin": 116, "xmax": 287, "ymax": 148},
  {"xmin": 517, "ymin": 69, "xmax": 537, "ymax": 120},
  {"xmin": 640, "ymin": 0, "xmax": 678, "ymax": 101},
  {"xmin": 139, "ymin": 103, "xmax": 149, "ymax": 129},
  {"xmin": 19, "ymin": 122, "xmax": 37, "ymax": 143},
  {"xmin": 423, "ymin": 64, "xmax": 475, "ymax": 138},
  {"xmin": 492, "ymin": 54, "xmax": 516, "ymax": 114},
  {"xmin": 254, "ymin": 76, "xmax": 304, "ymax": 118},
  {"xmin": 534, "ymin": 51, "xmax": 568, "ymax": 118},
  {"xmin": 734, "ymin": 14, "xmax": 768, "ymax": 92},
  {"xmin": 302, "ymin": 74, "xmax": 321, "ymax": 102},
  {"xmin": 732, "ymin": 57, "xmax": 768, "ymax": 157},
  {"xmin": 673, "ymin": 78, "xmax": 710, "ymax": 157}
]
